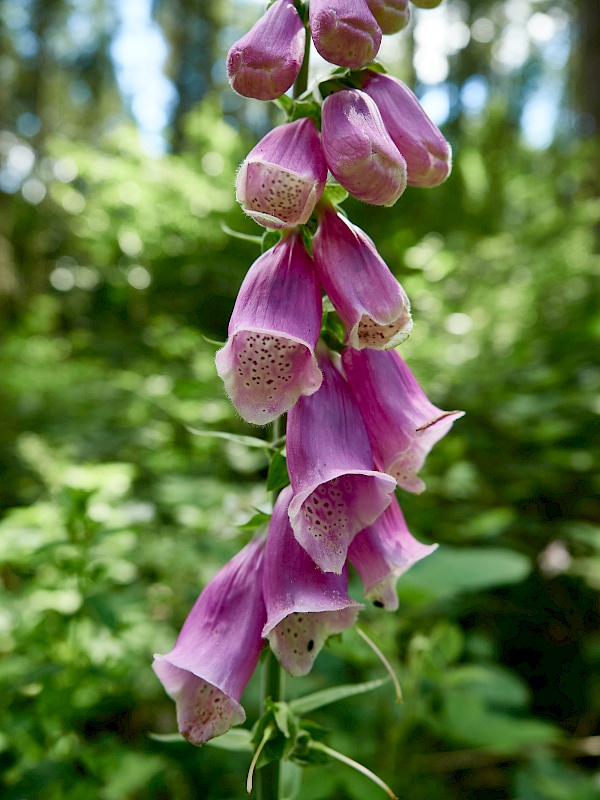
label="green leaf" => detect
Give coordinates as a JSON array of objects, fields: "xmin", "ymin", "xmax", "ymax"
[
  {"xmin": 202, "ymin": 334, "xmax": 226, "ymax": 347},
  {"xmin": 148, "ymin": 732, "xmax": 185, "ymax": 744},
  {"xmin": 262, "ymin": 229, "xmax": 282, "ymax": 252},
  {"xmin": 322, "ymin": 183, "xmax": 349, "ymax": 207},
  {"xmin": 267, "ymin": 449, "xmax": 290, "ymax": 492},
  {"xmin": 220, "ymin": 222, "xmax": 263, "ymax": 245},
  {"xmin": 273, "ymin": 94, "xmax": 294, "ymax": 115},
  {"xmin": 186, "ymin": 427, "xmax": 275, "ymax": 450},
  {"xmin": 280, "ymin": 761, "xmax": 303, "ymax": 800},
  {"xmin": 237, "ymin": 510, "xmax": 271, "ymax": 531},
  {"xmin": 205, "ymin": 727, "xmax": 254, "ymax": 752},
  {"xmin": 289, "ymin": 677, "xmax": 390, "ymax": 716}
]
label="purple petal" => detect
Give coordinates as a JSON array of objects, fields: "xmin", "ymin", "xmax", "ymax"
[
  {"xmin": 321, "ymin": 89, "xmax": 407, "ymax": 207},
  {"xmin": 216, "ymin": 232, "xmax": 323, "ymax": 424},
  {"xmin": 226, "ymin": 0, "xmax": 305, "ymax": 101},
  {"xmin": 342, "ymin": 348, "xmax": 464, "ymax": 493},
  {"xmin": 236, "ymin": 118, "xmax": 328, "ymax": 229},
  {"xmin": 310, "ymin": 0, "xmax": 382, "ymax": 68},
  {"xmin": 287, "ymin": 349, "xmax": 396, "ymax": 573},
  {"xmin": 263, "ymin": 487, "xmax": 362, "ymax": 676},
  {"xmin": 313, "ymin": 203, "xmax": 413, "ymax": 349},
  {"xmin": 362, "ymin": 72, "xmax": 452, "ymax": 188},
  {"xmin": 153, "ymin": 537, "xmax": 266, "ymax": 745},
  {"xmin": 349, "ymin": 494, "xmax": 437, "ymax": 610}
]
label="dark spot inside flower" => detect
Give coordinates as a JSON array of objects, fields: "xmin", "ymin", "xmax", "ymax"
[
  {"xmin": 307, "ymin": 640, "xmax": 314, "ymax": 651},
  {"xmin": 373, "ymin": 600, "xmax": 384, "ymax": 608}
]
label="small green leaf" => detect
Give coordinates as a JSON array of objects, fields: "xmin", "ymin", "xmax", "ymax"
[
  {"xmin": 262, "ymin": 229, "xmax": 282, "ymax": 252},
  {"xmin": 205, "ymin": 728, "xmax": 254, "ymax": 752},
  {"xmin": 238, "ymin": 511, "xmax": 271, "ymax": 531},
  {"xmin": 220, "ymin": 222, "xmax": 263, "ymax": 245},
  {"xmin": 202, "ymin": 334, "xmax": 226, "ymax": 347},
  {"xmin": 273, "ymin": 94, "xmax": 294, "ymax": 114},
  {"xmin": 148, "ymin": 732, "xmax": 186, "ymax": 744},
  {"xmin": 322, "ymin": 183, "xmax": 349, "ymax": 206},
  {"xmin": 289, "ymin": 677, "xmax": 390, "ymax": 716},
  {"xmin": 290, "ymin": 99, "xmax": 322, "ymax": 126},
  {"xmin": 186, "ymin": 428, "xmax": 275, "ymax": 450},
  {"xmin": 267, "ymin": 450, "xmax": 290, "ymax": 492}
]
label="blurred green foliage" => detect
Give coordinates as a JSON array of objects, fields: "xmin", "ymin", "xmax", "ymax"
[{"xmin": 1, "ymin": 1, "xmax": 600, "ymax": 798}]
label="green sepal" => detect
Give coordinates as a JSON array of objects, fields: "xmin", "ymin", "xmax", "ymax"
[
  {"xmin": 318, "ymin": 77, "xmax": 350, "ymax": 100},
  {"xmin": 220, "ymin": 222, "xmax": 263, "ymax": 245},
  {"xmin": 289, "ymin": 677, "xmax": 390, "ymax": 716},
  {"xmin": 251, "ymin": 700, "xmax": 300, "ymax": 767},
  {"xmin": 238, "ymin": 510, "xmax": 272, "ymax": 531},
  {"xmin": 267, "ymin": 448, "xmax": 290, "ymax": 492},
  {"xmin": 262, "ymin": 229, "xmax": 282, "ymax": 252},
  {"xmin": 322, "ymin": 183, "xmax": 349, "ymax": 207},
  {"xmin": 320, "ymin": 307, "xmax": 346, "ymax": 354},
  {"xmin": 289, "ymin": 99, "xmax": 322, "ymax": 127}
]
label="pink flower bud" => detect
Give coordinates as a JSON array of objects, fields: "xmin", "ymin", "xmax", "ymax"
[
  {"xmin": 362, "ymin": 71, "xmax": 452, "ymax": 187},
  {"xmin": 365, "ymin": 0, "xmax": 410, "ymax": 34},
  {"xmin": 313, "ymin": 203, "xmax": 412, "ymax": 349},
  {"xmin": 216, "ymin": 231, "xmax": 323, "ymax": 425},
  {"xmin": 342, "ymin": 348, "xmax": 464, "ymax": 494},
  {"xmin": 309, "ymin": 0, "xmax": 382, "ymax": 68},
  {"xmin": 349, "ymin": 495, "xmax": 437, "ymax": 610},
  {"xmin": 226, "ymin": 0, "xmax": 306, "ymax": 101},
  {"xmin": 263, "ymin": 487, "xmax": 361, "ymax": 676},
  {"xmin": 153, "ymin": 537, "xmax": 266, "ymax": 745},
  {"xmin": 236, "ymin": 118, "xmax": 328, "ymax": 229},
  {"xmin": 287, "ymin": 348, "xmax": 396, "ymax": 574},
  {"xmin": 321, "ymin": 89, "xmax": 407, "ymax": 206}
]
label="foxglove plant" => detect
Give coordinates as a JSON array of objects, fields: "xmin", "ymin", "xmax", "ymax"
[{"xmin": 155, "ymin": 1, "xmax": 463, "ymax": 797}]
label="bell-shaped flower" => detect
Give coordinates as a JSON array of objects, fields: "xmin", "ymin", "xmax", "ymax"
[
  {"xmin": 312, "ymin": 202, "xmax": 412, "ymax": 349},
  {"xmin": 215, "ymin": 231, "xmax": 322, "ymax": 425},
  {"xmin": 287, "ymin": 347, "xmax": 396, "ymax": 574},
  {"xmin": 342, "ymin": 348, "xmax": 464, "ymax": 494},
  {"xmin": 365, "ymin": 0, "xmax": 410, "ymax": 34},
  {"xmin": 226, "ymin": 0, "xmax": 306, "ymax": 101},
  {"xmin": 236, "ymin": 118, "xmax": 328, "ymax": 229},
  {"xmin": 321, "ymin": 89, "xmax": 407, "ymax": 207},
  {"xmin": 153, "ymin": 536, "xmax": 266, "ymax": 746},
  {"xmin": 349, "ymin": 495, "xmax": 437, "ymax": 610},
  {"xmin": 263, "ymin": 487, "xmax": 362, "ymax": 676},
  {"xmin": 309, "ymin": 0, "xmax": 382, "ymax": 69},
  {"xmin": 362, "ymin": 72, "xmax": 452, "ymax": 188}
]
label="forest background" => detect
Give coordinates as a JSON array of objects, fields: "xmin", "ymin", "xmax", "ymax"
[{"xmin": 0, "ymin": 0, "xmax": 599, "ymax": 798}]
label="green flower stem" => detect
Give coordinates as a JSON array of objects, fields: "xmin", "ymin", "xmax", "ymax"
[{"xmin": 293, "ymin": 24, "xmax": 311, "ymax": 98}]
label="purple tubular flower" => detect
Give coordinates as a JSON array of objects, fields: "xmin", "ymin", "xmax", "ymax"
[
  {"xmin": 153, "ymin": 537, "xmax": 266, "ymax": 746},
  {"xmin": 309, "ymin": 0, "xmax": 382, "ymax": 68},
  {"xmin": 365, "ymin": 0, "xmax": 410, "ymax": 34},
  {"xmin": 236, "ymin": 118, "xmax": 328, "ymax": 229},
  {"xmin": 349, "ymin": 495, "xmax": 437, "ymax": 610},
  {"xmin": 263, "ymin": 487, "xmax": 362, "ymax": 676},
  {"xmin": 226, "ymin": 0, "xmax": 305, "ymax": 101},
  {"xmin": 312, "ymin": 203, "xmax": 413, "ymax": 349},
  {"xmin": 362, "ymin": 72, "xmax": 452, "ymax": 188},
  {"xmin": 287, "ymin": 348, "xmax": 396, "ymax": 574},
  {"xmin": 321, "ymin": 89, "xmax": 407, "ymax": 207},
  {"xmin": 215, "ymin": 231, "xmax": 322, "ymax": 425},
  {"xmin": 342, "ymin": 348, "xmax": 464, "ymax": 494}
]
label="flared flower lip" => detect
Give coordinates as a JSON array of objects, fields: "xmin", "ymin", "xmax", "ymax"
[
  {"xmin": 415, "ymin": 409, "xmax": 465, "ymax": 435},
  {"xmin": 289, "ymin": 468, "xmax": 396, "ymax": 516},
  {"xmin": 235, "ymin": 161, "xmax": 321, "ymax": 229},
  {"xmin": 261, "ymin": 593, "xmax": 363, "ymax": 638}
]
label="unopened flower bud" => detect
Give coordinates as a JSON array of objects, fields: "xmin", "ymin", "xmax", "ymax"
[
  {"xmin": 227, "ymin": 0, "xmax": 305, "ymax": 101},
  {"xmin": 321, "ymin": 89, "xmax": 407, "ymax": 206},
  {"xmin": 236, "ymin": 118, "xmax": 327, "ymax": 229},
  {"xmin": 362, "ymin": 71, "xmax": 451, "ymax": 187},
  {"xmin": 365, "ymin": 0, "xmax": 410, "ymax": 34},
  {"xmin": 309, "ymin": 0, "xmax": 382, "ymax": 68}
]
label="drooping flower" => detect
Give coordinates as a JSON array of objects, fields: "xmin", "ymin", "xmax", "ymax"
[
  {"xmin": 365, "ymin": 0, "xmax": 410, "ymax": 34},
  {"xmin": 349, "ymin": 494, "xmax": 437, "ymax": 610},
  {"xmin": 321, "ymin": 89, "xmax": 407, "ymax": 207},
  {"xmin": 226, "ymin": 0, "xmax": 306, "ymax": 101},
  {"xmin": 342, "ymin": 348, "xmax": 464, "ymax": 494},
  {"xmin": 309, "ymin": 0, "xmax": 382, "ymax": 68},
  {"xmin": 361, "ymin": 71, "xmax": 452, "ymax": 188},
  {"xmin": 215, "ymin": 231, "xmax": 322, "ymax": 425},
  {"xmin": 312, "ymin": 201, "xmax": 413, "ymax": 349},
  {"xmin": 287, "ymin": 347, "xmax": 396, "ymax": 574},
  {"xmin": 263, "ymin": 486, "xmax": 362, "ymax": 676},
  {"xmin": 153, "ymin": 537, "xmax": 266, "ymax": 746},
  {"xmin": 236, "ymin": 118, "xmax": 328, "ymax": 229}
]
